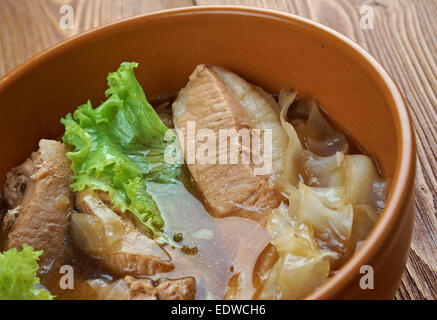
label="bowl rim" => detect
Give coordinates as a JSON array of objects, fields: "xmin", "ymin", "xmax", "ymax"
[{"xmin": 0, "ymin": 5, "xmax": 416, "ymax": 299}]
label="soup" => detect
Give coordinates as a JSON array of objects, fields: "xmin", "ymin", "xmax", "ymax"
[{"xmin": 0, "ymin": 63, "xmax": 387, "ymax": 300}]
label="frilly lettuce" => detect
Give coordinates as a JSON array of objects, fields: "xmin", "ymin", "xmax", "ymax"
[
  {"xmin": 0, "ymin": 245, "xmax": 54, "ymax": 300},
  {"xmin": 61, "ymin": 62, "xmax": 180, "ymax": 240}
]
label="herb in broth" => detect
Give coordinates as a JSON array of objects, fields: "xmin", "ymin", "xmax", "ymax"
[{"xmin": 173, "ymin": 233, "xmax": 184, "ymax": 243}]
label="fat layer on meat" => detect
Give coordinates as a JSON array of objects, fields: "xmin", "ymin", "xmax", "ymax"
[{"xmin": 3, "ymin": 139, "xmax": 74, "ymax": 271}]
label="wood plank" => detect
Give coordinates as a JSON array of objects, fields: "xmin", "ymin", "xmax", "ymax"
[
  {"xmin": 0, "ymin": 0, "xmax": 194, "ymax": 75},
  {"xmin": 196, "ymin": 0, "xmax": 437, "ymax": 300}
]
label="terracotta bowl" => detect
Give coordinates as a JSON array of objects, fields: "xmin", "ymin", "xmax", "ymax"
[{"xmin": 0, "ymin": 6, "xmax": 415, "ymax": 299}]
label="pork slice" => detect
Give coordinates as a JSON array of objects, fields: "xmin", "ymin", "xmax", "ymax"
[
  {"xmin": 3, "ymin": 139, "xmax": 74, "ymax": 271},
  {"xmin": 72, "ymin": 190, "xmax": 173, "ymax": 276},
  {"xmin": 123, "ymin": 276, "xmax": 157, "ymax": 300},
  {"xmin": 3, "ymin": 158, "xmax": 33, "ymax": 209},
  {"xmin": 156, "ymin": 277, "xmax": 196, "ymax": 300},
  {"xmin": 89, "ymin": 276, "xmax": 196, "ymax": 300},
  {"xmin": 172, "ymin": 65, "xmax": 282, "ymax": 224}
]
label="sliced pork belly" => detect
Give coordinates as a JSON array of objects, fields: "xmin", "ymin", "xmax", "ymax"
[
  {"xmin": 89, "ymin": 276, "xmax": 196, "ymax": 300},
  {"xmin": 212, "ymin": 66, "xmax": 289, "ymax": 182},
  {"xmin": 172, "ymin": 65, "xmax": 286, "ymax": 224},
  {"xmin": 3, "ymin": 139, "xmax": 74, "ymax": 271},
  {"xmin": 71, "ymin": 190, "xmax": 173, "ymax": 276}
]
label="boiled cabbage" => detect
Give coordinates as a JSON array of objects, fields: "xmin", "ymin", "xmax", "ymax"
[
  {"xmin": 278, "ymin": 89, "xmax": 302, "ymax": 190},
  {"xmin": 345, "ymin": 155, "xmax": 388, "ymax": 209},
  {"xmin": 303, "ymin": 151, "xmax": 387, "ymax": 210},
  {"xmin": 302, "ymin": 150, "xmax": 345, "ymax": 187},
  {"xmin": 290, "ymin": 98, "xmax": 349, "ymax": 156},
  {"xmin": 262, "ymin": 89, "xmax": 387, "ymax": 299},
  {"xmin": 258, "ymin": 205, "xmax": 337, "ymax": 299}
]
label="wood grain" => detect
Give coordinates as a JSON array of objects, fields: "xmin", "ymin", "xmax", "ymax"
[
  {"xmin": 0, "ymin": 0, "xmax": 194, "ymax": 75},
  {"xmin": 0, "ymin": 0, "xmax": 435, "ymax": 300}
]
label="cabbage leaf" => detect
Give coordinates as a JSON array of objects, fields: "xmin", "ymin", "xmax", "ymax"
[
  {"xmin": 266, "ymin": 88, "xmax": 387, "ymax": 299},
  {"xmin": 61, "ymin": 62, "xmax": 180, "ymax": 240},
  {"xmin": 259, "ymin": 205, "xmax": 337, "ymax": 299}
]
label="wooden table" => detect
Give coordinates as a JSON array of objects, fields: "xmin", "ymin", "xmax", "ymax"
[{"xmin": 0, "ymin": 0, "xmax": 435, "ymax": 300}]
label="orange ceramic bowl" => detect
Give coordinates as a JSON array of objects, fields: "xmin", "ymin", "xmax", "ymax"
[{"xmin": 0, "ymin": 6, "xmax": 415, "ymax": 299}]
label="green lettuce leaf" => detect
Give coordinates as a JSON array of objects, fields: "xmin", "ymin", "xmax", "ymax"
[
  {"xmin": 0, "ymin": 245, "xmax": 54, "ymax": 300},
  {"xmin": 61, "ymin": 62, "xmax": 180, "ymax": 239}
]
